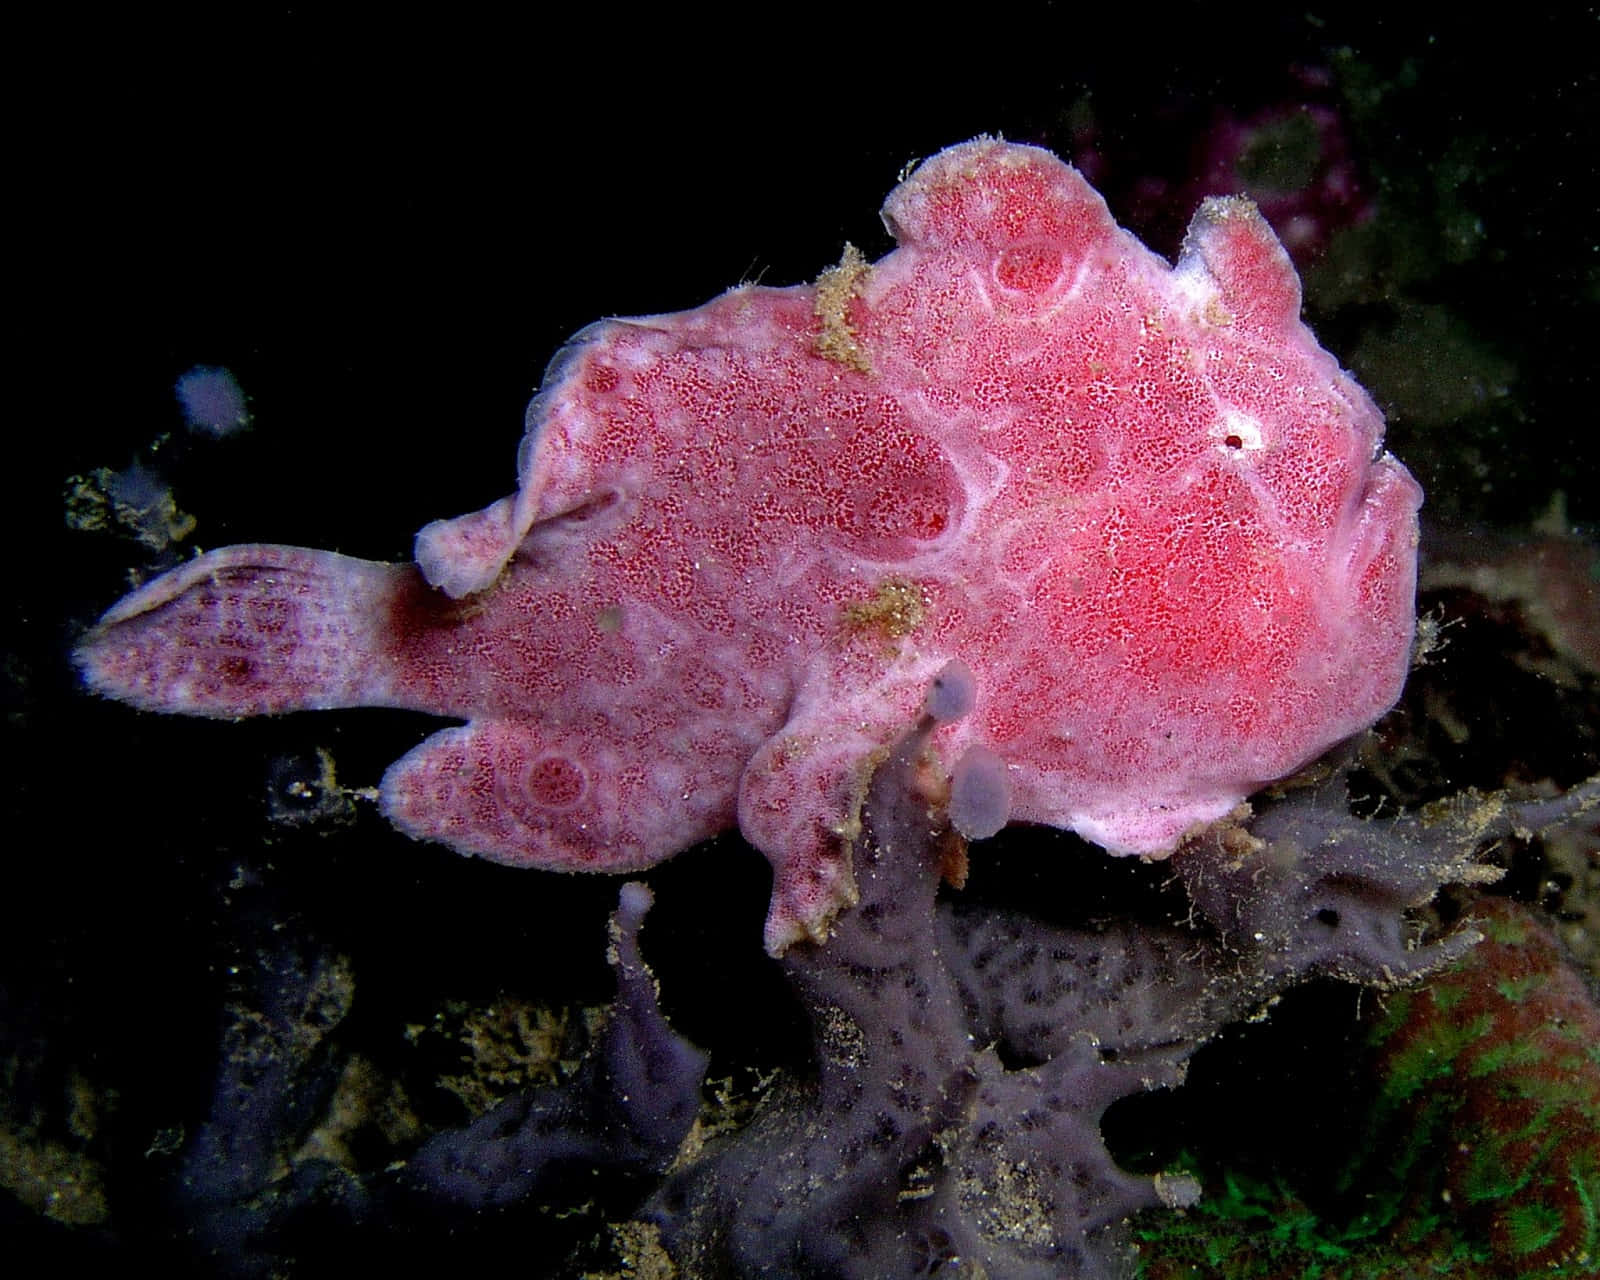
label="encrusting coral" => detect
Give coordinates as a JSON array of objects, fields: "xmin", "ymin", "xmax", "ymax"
[{"xmin": 1350, "ymin": 895, "xmax": 1600, "ymax": 1274}]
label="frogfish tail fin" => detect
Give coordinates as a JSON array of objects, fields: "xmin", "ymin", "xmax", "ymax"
[{"xmin": 74, "ymin": 545, "xmax": 410, "ymax": 718}]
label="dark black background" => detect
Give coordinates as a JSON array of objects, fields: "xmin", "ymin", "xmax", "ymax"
[{"xmin": 8, "ymin": 7, "xmax": 1597, "ymax": 1271}]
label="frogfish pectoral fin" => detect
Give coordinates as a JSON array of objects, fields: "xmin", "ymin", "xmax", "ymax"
[
  {"xmin": 379, "ymin": 719, "xmax": 735, "ymax": 872},
  {"xmin": 413, "ymin": 495, "xmax": 521, "ymax": 600}
]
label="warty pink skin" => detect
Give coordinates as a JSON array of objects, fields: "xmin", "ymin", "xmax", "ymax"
[{"xmin": 76, "ymin": 138, "xmax": 1421, "ymax": 955}]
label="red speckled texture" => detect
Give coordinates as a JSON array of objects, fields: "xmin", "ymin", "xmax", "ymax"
[{"xmin": 76, "ymin": 139, "xmax": 1420, "ymax": 953}]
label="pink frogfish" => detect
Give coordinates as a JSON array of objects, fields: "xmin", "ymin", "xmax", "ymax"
[{"xmin": 76, "ymin": 138, "xmax": 1421, "ymax": 954}]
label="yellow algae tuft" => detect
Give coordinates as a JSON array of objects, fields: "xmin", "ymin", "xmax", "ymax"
[
  {"xmin": 813, "ymin": 243, "xmax": 871, "ymax": 372},
  {"xmin": 840, "ymin": 577, "xmax": 928, "ymax": 642}
]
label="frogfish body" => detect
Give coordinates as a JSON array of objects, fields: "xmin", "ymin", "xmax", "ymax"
[{"xmin": 76, "ymin": 139, "xmax": 1421, "ymax": 953}]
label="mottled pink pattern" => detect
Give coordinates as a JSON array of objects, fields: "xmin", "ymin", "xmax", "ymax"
[{"xmin": 76, "ymin": 139, "xmax": 1420, "ymax": 953}]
